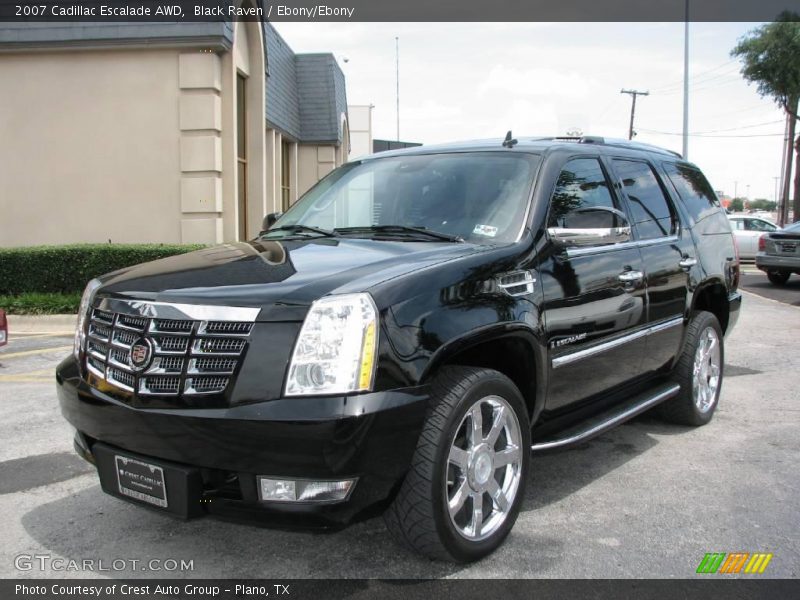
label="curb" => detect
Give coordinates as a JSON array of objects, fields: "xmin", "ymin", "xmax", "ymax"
[{"xmin": 5, "ymin": 314, "xmax": 76, "ymax": 334}]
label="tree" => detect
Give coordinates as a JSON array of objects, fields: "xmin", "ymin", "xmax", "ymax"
[
  {"xmin": 729, "ymin": 198, "xmax": 745, "ymax": 212},
  {"xmin": 731, "ymin": 13, "xmax": 800, "ymax": 224}
]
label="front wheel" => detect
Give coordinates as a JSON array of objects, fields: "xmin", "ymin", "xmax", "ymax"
[
  {"xmin": 767, "ymin": 270, "xmax": 791, "ymax": 286},
  {"xmin": 384, "ymin": 366, "xmax": 530, "ymax": 562},
  {"xmin": 658, "ymin": 311, "xmax": 724, "ymax": 426}
]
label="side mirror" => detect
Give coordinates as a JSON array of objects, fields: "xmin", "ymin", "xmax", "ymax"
[
  {"xmin": 262, "ymin": 212, "xmax": 283, "ymax": 230},
  {"xmin": 548, "ymin": 206, "xmax": 631, "ymax": 248}
]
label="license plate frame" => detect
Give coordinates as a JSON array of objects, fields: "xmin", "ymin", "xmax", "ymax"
[
  {"xmin": 115, "ymin": 455, "xmax": 168, "ymax": 508},
  {"xmin": 780, "ymin": 243, "xmax": 796, "ymax": 253}
]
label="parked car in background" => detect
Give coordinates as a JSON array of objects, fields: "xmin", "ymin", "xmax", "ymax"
[
  {"xmin": 756, "ymin": 221, "xmax": 800, "ymax": 285},
  {"xmin": 728, "ymin": 215, "xmax": 779, "ymax": 260}
]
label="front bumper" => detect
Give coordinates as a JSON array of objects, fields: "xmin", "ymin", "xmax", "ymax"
[
  {"xmin": 56, "ymin": 356, "xmax": 429, "ymax": 526},
  {"xmin": 755, "ymin": 253, "xmax": 800, "ymax": 272}
]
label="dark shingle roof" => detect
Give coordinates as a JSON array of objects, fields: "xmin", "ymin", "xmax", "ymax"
[
  {"xmin": 264, "ymin": 24, "xmax": 347, "ymax": 144},
  {"xmin": 0, "ymin": 22, "xmax": 233, "ymax": 50}
]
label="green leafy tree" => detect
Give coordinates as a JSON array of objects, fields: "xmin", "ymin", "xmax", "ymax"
[
  {"xmin": 749, "ymin": 199, "xmax": 778, "ymax": 211},
  {"xmin": 731, "ymin": 13, "xmax": 800, "ymax": 223},
  {"xmin": 729, "ymin": 198, "xmax": 745, "ymax": 212}
]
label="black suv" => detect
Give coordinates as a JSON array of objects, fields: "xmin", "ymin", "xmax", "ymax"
[{"xmin": 57, "ymin": 135, "xmax": 741, "ymax": 562}]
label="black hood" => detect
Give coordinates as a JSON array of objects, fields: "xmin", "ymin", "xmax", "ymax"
[{"xmin": 97, "ymin": 238, "xmax": 487, "ymax": 320}]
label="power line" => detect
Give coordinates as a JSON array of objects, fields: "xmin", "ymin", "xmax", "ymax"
[
  {"xmin": 685, "ymin": 119, "xmax": 784, "ymax": 135},
  {"xmin": 649, "ymin": 59, "xmax": 738, "ymax": 93},
  {"xmin": 638, "ymin": 128, "xmax": 784, "ymax": 138}
]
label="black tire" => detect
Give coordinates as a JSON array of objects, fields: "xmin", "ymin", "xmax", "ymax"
[
  {"xmin": 383, "ymin": 366, "xmax": 531, "ymax": 562},
  {"xmin": 767, "ymin": 270, "xmax": 791, "ymax": 286},
  {"xmin": 658, "ymin": 311, "xmax": 724, "ymax": 426}
]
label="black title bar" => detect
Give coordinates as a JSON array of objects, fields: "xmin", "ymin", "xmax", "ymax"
[
  {"xmin": 4, "ymin": 579, "xmax": 800, "ymax": 600},
  {"xmin": 1, "ymin": 0, "xmax": 800, "ymax": 22}
]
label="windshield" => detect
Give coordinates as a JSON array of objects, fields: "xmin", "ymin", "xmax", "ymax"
[{"xmin": 270, "ymin": 152, "xmax": 539, "ymax": 244}]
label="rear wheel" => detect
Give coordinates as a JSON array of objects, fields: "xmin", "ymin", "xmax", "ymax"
[
  {"xmin": 658, "ymin": 311, "xmax": 724, "ymax": 426},
  {"xmin": 767, "ymin": 270, "xmax": 791, "ymax": 286},
  {"xmin": 383, "ymin": 366, "xmax": 530, "ymax": 562}
]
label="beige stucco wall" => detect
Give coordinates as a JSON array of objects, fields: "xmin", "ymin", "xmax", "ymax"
[{"xmin": 0, "ymin": 49, "xmax": 184, "ymax": 246}]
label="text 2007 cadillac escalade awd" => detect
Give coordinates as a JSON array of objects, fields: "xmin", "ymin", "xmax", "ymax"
[{"xmin": 57, "ymin": 135, "xmax": 741, "ymax": 562}]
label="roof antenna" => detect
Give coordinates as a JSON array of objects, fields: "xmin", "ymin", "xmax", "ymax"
[{"xmin": 502, "ymin": 130, "xmax": 518, "ymax": 148}]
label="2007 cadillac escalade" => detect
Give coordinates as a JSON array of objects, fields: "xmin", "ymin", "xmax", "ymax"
[{"xmin": 57, "ymin": 135, "xmax": 741, "ymax": 562}]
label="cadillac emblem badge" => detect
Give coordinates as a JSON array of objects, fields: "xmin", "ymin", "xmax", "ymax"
[{"xmin": 129, "ymin": 338, "xmax": 154, "ymax": 371}]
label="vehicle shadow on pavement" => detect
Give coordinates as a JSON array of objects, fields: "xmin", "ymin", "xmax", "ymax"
[
  {"xmin": 19, "ymin": 481, "xmax": 563, "ymax": 578},
  {"xmin": 524, "ymin": 414, "xmax": 692, "ymax": 511},
  {"xmin": 17, "ymin": 417, "xmax": 697, "ymax": 578}
]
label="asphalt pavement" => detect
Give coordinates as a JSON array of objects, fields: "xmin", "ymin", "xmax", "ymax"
[
  {"xmin": 0, "ymin": 291, "xmax": 797, "ymax": 579},
  {"xmin": 739, "ymin": 264, "xmax": 800, "ymax": 307}
]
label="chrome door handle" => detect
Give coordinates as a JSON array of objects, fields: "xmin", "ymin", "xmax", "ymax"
[
  {"xmin": 618, "ymin": 270, "xmax": 644, "ymax": 283},
  {"xmin": 678, "ymin": 257, "xmax": 697, "ymax": 269}
]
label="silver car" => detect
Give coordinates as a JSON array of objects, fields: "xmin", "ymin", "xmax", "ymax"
[
  {"xmin": 728, "ymin": 215, "xmax": 779, "ymax": 260},
  {"xmin": 756, "ymin": 220, "xmax": 800, "ymax": 285}
]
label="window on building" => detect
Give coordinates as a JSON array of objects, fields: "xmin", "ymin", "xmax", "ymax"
[
  {"xmin": 612, "ymin": 159, "xmax": 676, "ymax": 240},
  {"xmin": 663, "ymin": 162, "xmax": 719, "ymax": 223},
  {"xmin": 281, "ymin": 140, "xmax": 291, "ymax": 212},
  {"xmin": 236, "ymin": 73, "xmax": 248, "ymax": 240},
  {"xmin": 547, "ymin": 158, "xmax": 622, "ymax": 229}
]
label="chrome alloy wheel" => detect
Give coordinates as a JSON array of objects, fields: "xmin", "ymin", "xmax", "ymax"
[
  {"xmin": 445, "ymin": 395, "xmax": 523, "ymax": 542},
  {"xmin": 693, "ymin": 326, "xmax": 721, "ymax": 413}
]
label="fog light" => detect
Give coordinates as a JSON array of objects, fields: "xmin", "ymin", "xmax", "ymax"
[{"xmin": 258, "ymin": 477, "xmax": 356, "ymax": 503}]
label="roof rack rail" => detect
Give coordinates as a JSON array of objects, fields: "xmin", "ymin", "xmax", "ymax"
[{"xmin": 536, "ymin": 136, "xmax": 682, "ymax": 158}]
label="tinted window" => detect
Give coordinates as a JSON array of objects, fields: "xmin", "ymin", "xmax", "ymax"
[
  {"xmin": 745, "ymin": 219, "xmax": 777, "ymax": 232},
  {"xmin": 613, "ymin": 159, "xmax": 676, "ymax": 240},
  {"xmin": 663, "ymin": 163, "xmax": 719, "ymax": 222},
  {"xmin": 273, "ymin": 152, "xmax": 538, "ymax": 245},
  {"xmin": 547, "ymin": 158, "xmax": 621, "ymax": 229}
]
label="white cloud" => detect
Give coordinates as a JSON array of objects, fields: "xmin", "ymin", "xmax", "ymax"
[{"xmin": 274, "ymin": 22, "xmax": 789, "ymax": 199}]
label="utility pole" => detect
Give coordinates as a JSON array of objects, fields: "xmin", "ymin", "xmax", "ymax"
[
  {"xmin": 620, "ymin": 89, "xmax": 649, "ymax": 140},
  {"xmin": 682, "ymin": 0, "xmax": 690, "ymax": 158},
  {"xmin": 734, "ymin": 181, "xmax": 738, "ymax": 199},
  {"xmin": 395, "ymin": 36, "xmax": 400, "ymax": 142}
]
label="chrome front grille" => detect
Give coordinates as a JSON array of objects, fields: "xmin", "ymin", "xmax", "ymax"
[{"xmin": 83, "ymin": 301, "xmax": 256, "ymax": 400}]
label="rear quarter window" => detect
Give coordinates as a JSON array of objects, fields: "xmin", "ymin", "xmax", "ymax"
[{"xmin": 663, "ymin": 162, "xmax": 720, "ymax": 223}]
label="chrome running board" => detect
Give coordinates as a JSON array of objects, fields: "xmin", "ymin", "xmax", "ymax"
[{"xmin": 531, "ymin": 383, "xmax": 681, "ymax": 453}]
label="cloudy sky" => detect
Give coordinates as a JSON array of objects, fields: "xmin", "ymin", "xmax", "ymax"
[{"xmin": 275, "ymin": 22, "xmax": 789, "ymax": 201}]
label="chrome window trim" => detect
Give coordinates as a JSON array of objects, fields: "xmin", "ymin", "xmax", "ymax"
[
  {"xmin": 552, "ymin": 316, "xmax": 684, "ymax": 369},
  {"xmin": 565, "ymin": 235, "xmax": 680, "ymax": 258},
  {"xmin": 93, "ymin": 298, "xmax": 260, "ymax": 323}
]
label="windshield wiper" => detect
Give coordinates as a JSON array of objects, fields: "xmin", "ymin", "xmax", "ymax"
[
  {"xmin": 335, "ymin": 225, "xmax": 463, "ymax": 243},
  {"xmin": 263, "ymin": 224, "xmax": 339, "ymax": 238}
]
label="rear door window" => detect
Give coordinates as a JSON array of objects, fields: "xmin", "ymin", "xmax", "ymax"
[
  {"xmin": 663, "ymin": 163, "xmax": 719, "ymax": 223},
  {"xmin": 547, "ymin": 158, "xmax": 623, "ymax": 229},
  {"xmin": 612, "ymin": 159, "xmax": 676, "ymax": 240}
]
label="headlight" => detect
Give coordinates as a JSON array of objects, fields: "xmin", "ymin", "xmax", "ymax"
[
  {"xmin": 73, "ymin": 278, "xmax": 102, "ymax": 361},
  {"xmin": 286, "ymin": 293, "xmax": 378, "ymax": 396}
]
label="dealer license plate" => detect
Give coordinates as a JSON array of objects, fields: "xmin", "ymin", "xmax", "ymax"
[
  {"xmin": 780, "ymin": 243, "xmax": 796, "ymax": 253},
  {"xmin": 115, "ymin": 455, "xmax": 168, "ymax": 508}
]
